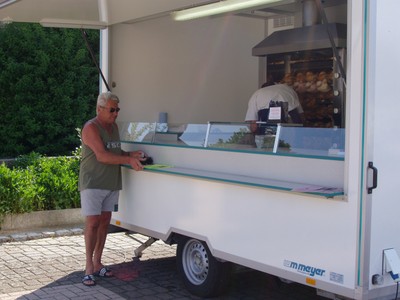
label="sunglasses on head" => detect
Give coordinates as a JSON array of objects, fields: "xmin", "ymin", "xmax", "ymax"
[{"xmin": 100, "ymin": 106, "xmax": 120, "ymax": 113}]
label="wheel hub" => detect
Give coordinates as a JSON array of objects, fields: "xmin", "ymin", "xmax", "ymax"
[{"xmin": 182, "ymin": 239, "xmax": 209, "ymax": 285}]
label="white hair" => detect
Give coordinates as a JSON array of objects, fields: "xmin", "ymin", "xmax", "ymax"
[{"xmin": 97, "ymin": 92, "xmax": 119, "ymax": 107}]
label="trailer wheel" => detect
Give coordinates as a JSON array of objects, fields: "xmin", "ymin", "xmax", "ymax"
[{"xmin": 176, "ymin": 237, "xmax": 232, "ymax": 297}]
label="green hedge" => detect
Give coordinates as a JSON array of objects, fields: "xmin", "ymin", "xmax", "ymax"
[
  {"xmin": 0, "ymin": 23, "xmax": 100, "ymax": 158},
  {"xmin": 0, "ymin": 152, "xmax": 80, "ymax": 214}
]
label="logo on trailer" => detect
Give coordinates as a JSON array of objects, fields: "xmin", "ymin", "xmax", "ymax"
[{"xmin": 284, "ymin": 260, "xmax": 326, "ymax": 277}]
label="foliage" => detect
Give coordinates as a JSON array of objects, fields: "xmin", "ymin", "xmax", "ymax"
[
  {"xmin": 209, "ymin": 128, "xmax": 291, "ymax": 150},
  {"xmin": 71, "ymin": 128, "xmax": 82, "ymax": 158},
  {"xmin": 13, "ymin": 151, "xmax": 43, "ymax": 169},
  {"xmin": 125, "ymin": 123, "xmax": 155, "ymax": 142},
  {"xmin": 0, "ymin": 23, "xmax": 100, "ymax": 157},
  {"xmin": 0, "ymin": 152, "xmax": 80, "ymax": 214},
  {"xmin": 209, "ymin": 128, "xmax": 251, "ymax": 148}
]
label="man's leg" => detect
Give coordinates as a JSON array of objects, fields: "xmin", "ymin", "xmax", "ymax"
[
  {"xmin": 84, "ymin": 215, "xmax": 101, "ymax": 277},
  {"xmin": 93, "ymin": 211, "xmax": 112, "ymax": 275}
]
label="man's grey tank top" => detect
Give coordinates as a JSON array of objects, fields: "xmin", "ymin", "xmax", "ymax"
[{"xmin": 79, "ymin": 120, "xmax": 122, "ymax": 191}]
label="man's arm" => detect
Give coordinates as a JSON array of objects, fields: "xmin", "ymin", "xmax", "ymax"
[
  {"xmin": 121, "ymin": 149, "xmax": 145, "ymax": 159},
  {"xmin": 288, "ymin": 108, "xmax": 305, "ymax": 124},
  {"xmin": 82, "ymin": 122, "xmax": 143, "ymax": 171},
  {"xmin": 246, "ymin": 121, "xmax": 258, "ymax": 134}
]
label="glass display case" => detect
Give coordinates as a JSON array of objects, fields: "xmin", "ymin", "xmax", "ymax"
[{"xmin": 119, "ymin": 121, "xmax": 345, "ymax": 159}]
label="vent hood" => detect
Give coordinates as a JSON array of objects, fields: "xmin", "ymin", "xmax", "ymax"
[{"xmin": 252, "ymin": 22, "xmax": 346, "ymax": 56}]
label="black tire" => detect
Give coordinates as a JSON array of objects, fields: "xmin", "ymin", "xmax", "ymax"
[{"xmin": 176, "ymin": 237, "xmax": 232, "ymax": 298}]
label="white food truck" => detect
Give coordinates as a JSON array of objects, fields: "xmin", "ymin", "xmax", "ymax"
[{"xmin": 2, "ymin": 0, "xmax": 400, "ymax": 299}]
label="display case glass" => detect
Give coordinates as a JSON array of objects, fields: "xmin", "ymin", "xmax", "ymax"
[{"xmin": 119, "ymin": 121, "xmax": 345, "ymax": 160}]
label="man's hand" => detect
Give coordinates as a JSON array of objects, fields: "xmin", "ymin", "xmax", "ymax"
[
  {"xmin": 128, "ymin": 156, "xmax": 144, "ymax": 171},
  {"xmin": 247, "ymin": 121, "xmax": 257, "ymax": 134},
  {"xmin": 129, "ymin": 150, "xmax": 148, "ymax": 162}
]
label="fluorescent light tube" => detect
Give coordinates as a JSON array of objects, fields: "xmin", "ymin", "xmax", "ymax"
[
  {"xmin": 40, "ymin": 18, "xmax": 107, "ymax": 30},
  {"xmin": 173, "ymin": 0, "xmax": 283, "ymax": 21},
  {"xmin": 0, "ymin": 0, "xmax": 19, "ymax": 9}
]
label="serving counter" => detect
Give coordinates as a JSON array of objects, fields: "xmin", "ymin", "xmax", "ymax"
[{"xmin": 119, "ymin": 121, "xmax": 345, "ymax": 199}]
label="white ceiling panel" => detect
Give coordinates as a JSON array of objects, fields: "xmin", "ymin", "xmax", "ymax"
[{"xmin": 0, "ymin": 0, "xmax": 216, "ymax": 26}]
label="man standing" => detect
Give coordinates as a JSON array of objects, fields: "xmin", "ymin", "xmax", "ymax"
[
  {"xmin": 245, "ymin": 81, "xmax": 304, "ymax": 134},
  {"xmin": 79, "ymin": 92, "xmax": 145, "ymax": 286}
]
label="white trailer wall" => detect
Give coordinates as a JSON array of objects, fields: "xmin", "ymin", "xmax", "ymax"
[
  {"xmin": 363, "ymin": 0, "xmax": 400, "ymax": 297},
  {"xmin": 108, "ymin": 15, "xmax": 264, "ymax": 124}
]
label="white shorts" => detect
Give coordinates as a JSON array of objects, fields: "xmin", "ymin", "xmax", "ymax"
[{"xmin": 80, "ymin": 189, "xmax": 119, "ymax": 216}]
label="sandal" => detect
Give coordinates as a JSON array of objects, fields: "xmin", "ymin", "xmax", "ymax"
[
  {"xmin": 95, "ymin": 266, "xmax": 113, "ymax": 278},
  {"xmin": 82, "ymin": 274, "xmax": 96, "ymax": 286}
]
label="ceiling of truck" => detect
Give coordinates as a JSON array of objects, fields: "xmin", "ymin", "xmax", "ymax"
[
  {"xmin": 0, "ymin": 0, "xmax": 222, "ymax": 26},
  {"xmin": 0, "ymin": 0, "xmax": 346, "ymax": 26}
]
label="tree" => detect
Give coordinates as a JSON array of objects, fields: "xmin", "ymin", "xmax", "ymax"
[{"xmin": 0, "ymin": 23, "xmax": 100, "ymax": 157}]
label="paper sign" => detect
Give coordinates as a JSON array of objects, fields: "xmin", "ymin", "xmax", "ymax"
[{"xmin": 268, "ymin": 107, "xmax": 282, "ymax": 120}]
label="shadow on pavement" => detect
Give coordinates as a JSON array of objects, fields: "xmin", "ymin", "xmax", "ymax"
[{"xmin": 17, "ymin": 254, "xmax": 325, "ymax": 300}]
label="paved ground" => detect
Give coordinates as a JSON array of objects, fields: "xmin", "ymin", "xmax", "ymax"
[{"xmin": 0, "ymin": 226, "xmax": 326, "ymax": 300}]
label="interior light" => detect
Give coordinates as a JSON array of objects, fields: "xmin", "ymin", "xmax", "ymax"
[
  {"xmin": 0, "ymin": 0, "xmax": 19, "ymax": 9},
  {"xmin": 40, "ymin": 18, "xmax": 107, "ymax": 30},
  {"xmin": 172, "ymin": 0, "xmax": 283, "ymax": 21}
]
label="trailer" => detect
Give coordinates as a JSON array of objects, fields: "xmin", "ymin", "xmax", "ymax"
[{"xmin": 2, "ymin": 0, "xmax": 400, "ymax": 299}]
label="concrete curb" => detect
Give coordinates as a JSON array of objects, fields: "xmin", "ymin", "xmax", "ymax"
[
  {"xmin": 0, "ymin": 208, "xmax": 85, "ymax": 244},
  {"xmin": 1, "ymin": 208, "xmax": 84, "ymax": 231},
  {"xmin": 0, "ymin": 226, "xmax": 84, "ymax": 244}
]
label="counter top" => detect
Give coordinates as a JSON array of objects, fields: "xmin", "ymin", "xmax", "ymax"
[{"xmin": 122, "ymin": 164, "xmax": 344, "ymax": 199}]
